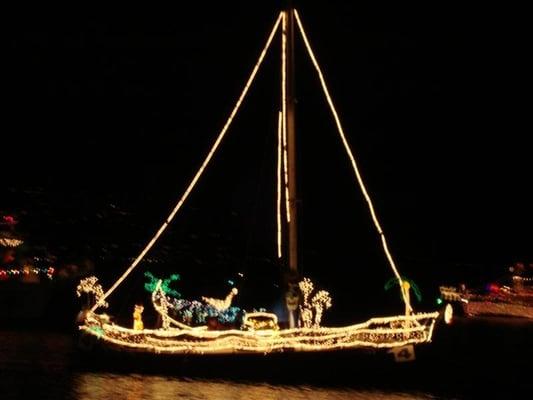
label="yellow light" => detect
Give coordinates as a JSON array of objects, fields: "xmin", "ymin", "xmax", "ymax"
[
  {"xmin": 0, "ymin": 238, "xmax": 23, "ymax": 247},
  {"xmin": 133, "ymin": 304, "xmax": 144, "ymax": 330},
  {"xmin": 444, "ymin": 303, "xmax": 453, "ymax": 324},
  {"xmin": 201, "ymin": 287, "xmax": 238, "ymax": 311},
  {"xmin": 277, "ymin": 111, "xmax": 283, "ymax": 258},
  {"xmin": 77, "ymin": 276, "xmax": 108, "ymax": 310},
  {"xmin": 293, "ymin": 10, "xmax": 412, "ymax": 314},
  {"xmin": 298, "ymin": 278, "xmax": 332, "ymax": 328},
  {"xmin": 80, "ymin": 311, "xmax": 439, "ymax": 354},
  {"xmin": 91, "ymin": 12, "xmax": 283, "ymax": 313},
  {"xmin": 75, "ymin": 9, "xmax": 446, "ymax": 358},
  {"xmin": 281, "ymin": 12, "xmax": 290, "ymax": 223},
  {"xmin": 242, "ymin": 312, "xmax": 279, "ymax": 331}
]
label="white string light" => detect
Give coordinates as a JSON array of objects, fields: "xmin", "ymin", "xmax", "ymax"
[
  {"xmin": 77, "ymin": 276, "xmax": 108, "ymax": 309},
  {"xmin": 277, "ymin": 111, "xmax": 283, "ymax": 258},
  {"xmin": 91, "ymin": 12, "xmax": 283, "ymax": 312},
  {"xmin": 0, "ymin": 238, "xmax": 24, "ymax": 247},
  {"xmin": 75, "ymin": 9, "xmax": 446, "ymax": 358},
  {"xmin": 281, "ymin": 12, "xmax": 291, "ymax": 223},
  {"xmin": 80, "ymin": 311, "xmax": 438, "ymax": 354},
  {"xmin": 293, "ymin": 10, "xmax": 412, "ymax": 313},
  {"xmin": 298, "ymin": 278, "xmax": 332, "ymax": 328}
]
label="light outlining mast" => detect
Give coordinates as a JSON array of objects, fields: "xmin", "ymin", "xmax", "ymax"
[
  {"xmin": 75, "ymin": 6, "xmax": 441, "ymax": 360},
  {"xmin": 281, "ymin": 7, "xmax": 301, "ymax": 329},
  {"xmin": 89, "ymin": 6, "xmax": 413, "ymax": 320}
]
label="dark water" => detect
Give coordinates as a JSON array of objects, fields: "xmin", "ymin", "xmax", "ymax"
[{"xmin": 0, "ymin": 330, "xmax": 452, "ymax": 400}]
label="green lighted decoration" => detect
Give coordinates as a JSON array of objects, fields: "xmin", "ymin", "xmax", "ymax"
[
  {"xmin": 144, "ymin": 271, "xmax": 181, "ymax": 298},
  {"xmin": 89, "ymin": 326, "xmax": 104, "ymax": 338},
  {"xmin": 384, "ymin": 276, "xmax": 423, "ymax": 302}
]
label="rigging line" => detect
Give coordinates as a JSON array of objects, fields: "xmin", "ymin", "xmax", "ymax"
[
  {"xmin": 92, "ymin": 12, "xmax": 284, "ymax": 313},
  {"xmin": 281, "ymin": 11, "xmax": 291, "ymax": 223},
  {"xmin": 277, "ymin": 111, "xmax": 283, "ymax": 258},
  {"xmin": 293, "ymin": 10, "xmax": 412, "ymax": 313}
]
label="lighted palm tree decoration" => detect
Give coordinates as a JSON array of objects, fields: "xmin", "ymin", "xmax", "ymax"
[
  {"xmin": 77, "ymin": 276, "xmax": 108, "ymax": 310},
  {"xmin": 298, "ymin": 277, "xmax": 332, "ymax": 328},
  {"xmin": 384, "ymin": 276, "xmax": 422, "ymax": 316},
  {"xmin": 144, "ymin": 271, "xmax": 181, "ymax": 298}
]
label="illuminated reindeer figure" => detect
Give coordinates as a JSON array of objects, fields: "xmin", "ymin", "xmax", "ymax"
[{"xmin": 298, "ymin": 277, "xmax": 332, "ymax": 328}]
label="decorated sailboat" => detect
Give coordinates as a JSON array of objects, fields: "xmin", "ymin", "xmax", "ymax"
[{"xmin": 77, "ymin": 7, "xmax": 441, "ymax": 358}]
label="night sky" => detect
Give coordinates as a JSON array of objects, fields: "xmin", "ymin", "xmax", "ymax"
[{"xmin": 3, "ymin": 3, "xmax": 530, "ymax": 319}]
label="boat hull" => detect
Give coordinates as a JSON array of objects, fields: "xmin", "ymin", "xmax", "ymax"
[{"xmin": 78, "ymin": 312, "xmax": 440, "ymax": 357}]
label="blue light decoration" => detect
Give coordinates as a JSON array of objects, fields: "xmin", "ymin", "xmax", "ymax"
[
  {"xmin": 143, "ymin": 272, "xmax": 244, "ymax": 327},
  {"xmin": 170, "ymin": 298, "xmax": 244, "ymax": 327}
]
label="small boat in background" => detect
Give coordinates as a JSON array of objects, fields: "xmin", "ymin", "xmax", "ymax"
[{"xmin": 439, "ymin": 262, "xmax": 533, "ymax": 319}]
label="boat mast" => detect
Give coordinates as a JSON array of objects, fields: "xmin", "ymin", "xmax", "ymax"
[{"xmin": 284, "ymin": 2, "xmax": 299, "ymax": 328}]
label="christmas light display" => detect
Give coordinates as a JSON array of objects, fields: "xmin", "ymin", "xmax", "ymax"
[
  {"xmin": 298, "ymin": 278, "xmax": 332, "ymax": 328},
  {"xmin": 90, "ymin": 12, "xmax": 283, "ymax": 313},
  {"xmin": 77, "ymin": 276, "xmax": 108, "ymax": 310},
  {"xmin": 0, "ymin": 266, "xmax": 55, "ymax": 280},
  {"xmin": 242, "ymin": 312, "xmax": 279, "ymax": 331},
  {"xmin": 0, "ymin": 238, "xmax": 23, "ymax": 247},
  {"xmin": 294, "ymin": 10, "xmax": 412, "ymax": 313},
  {"xmin": 276, "ymin": 111, "xmax": 282, "ymax": 258},
  {"xmin": 202, "ymin": 288, "xmax": 238, "ymax": 311},
  {"xmin": 281, "ymin": 12, "xmax": 291, "ymax": 224},
  {"xmin": 79, "ymin": 310, "xmax": 438, "ymax": 354},
  {"xmin": 385, "ymin": 277, "xmax": 422, "ymax": 316},
  {"xmin": 144, "ymin": 271, "xmax": 180, "ymax": 297},
  {"xmin": 77, "ymin": 9, "xmax": 442, "ymax": 356}
]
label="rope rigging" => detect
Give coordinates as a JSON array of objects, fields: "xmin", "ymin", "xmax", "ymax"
[
  {"xmin": 91, "ymin": 12, "xmax": 284, "ymax": 312},
  {"xmin": 93, "ymin": 8, "xmax": 413, "ymax": 315},
  {"xmin": 293, "ymin": 10, "xmax": 412, "ymax": 313}
]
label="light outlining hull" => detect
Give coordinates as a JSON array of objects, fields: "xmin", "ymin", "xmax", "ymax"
[
  {"xmin": 79, "ymin": 312, "xmax": 439, "ymax": 356},
  {"xmin": 76, "ymin": 9, "xmax": 445, "ymax": 361}
]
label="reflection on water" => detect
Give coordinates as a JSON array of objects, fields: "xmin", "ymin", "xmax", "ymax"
[
  {"xmin": 0, "ymin": 330, "xmax": 452, "ymax": 400},
  {"xmin": 73, "ymin": 373, "xmax": 435, "ymax": 400}
]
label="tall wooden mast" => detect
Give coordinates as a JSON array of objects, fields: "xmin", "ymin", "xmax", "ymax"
[{"xmin": 283, "ymin": 4, "xmax": 299, "ymax": 328}]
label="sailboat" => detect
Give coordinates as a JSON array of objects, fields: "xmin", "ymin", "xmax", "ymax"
[{"xmin": 77, "ymin": 7, "xmax": 442, "ymax": 359}]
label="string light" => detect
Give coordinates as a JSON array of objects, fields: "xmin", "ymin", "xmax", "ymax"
[
  {"xmin": 242, "ymin": 312, "xmax": 279, "ymax": 331},
  {"xmin": 80, "ymin": 311, "xmax": 438, "ymax": 354},
  {"xmin": 0, "ymin": 238, "xmax": 24, "ymax": 247},
  {"xmin": 75, "ymin": 8, "xmax": 445, "ymax": 357},
  {"xmin": 439, "ymin": 286, "xmax": 463, "ymax": 302},
  {"xmin": 293, "ymin": 10, "xmax": 412, "ymax": 314},
  {"xmin": 90, "ymin": 12, "xmax": 283, "ymax": 313},
  {"xmin": 152, "ymin": 280, "xmax": 205, "ymax": 330},
  {"xmin": 277, "ymin": 111, "xmax": 283, "ymax": 258},
  {"xmin": 0, "ymin": 266, "xmax": 55, "ymax": 280},
  {"xmin": 298, "ymin": 278, "xmax": 332, "ymax": 328},
  {"xmin": 281, "ymin": 12, "xmax": 290, "ymax": 223},
  {"xmin": 513, "ymin": 275, "xmax": 533, "ymax": 283},
  {"xmin": 133, "ymin": 304, "xmax": 144, "ymax": 330},
  {"xmin": 80, "ymin": 274, "xmax": 438, "ymax": 354},
  {"xmin": 201, "ymin": 288, "xmax": 238, "ymax": 311},
  {"xmin": 77, "ymin": 276, "xmax": 108, "ymax": 310}
]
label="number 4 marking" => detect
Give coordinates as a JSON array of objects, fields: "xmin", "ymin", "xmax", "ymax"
[{"xmin": 389, "ymin": 344, "xmax": 416, "ymax": 362}]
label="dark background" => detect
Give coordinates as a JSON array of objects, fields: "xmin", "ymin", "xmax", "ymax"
[{"xmin": 2, "ymin": 2, "xmax": 530, "ymax": 323}]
